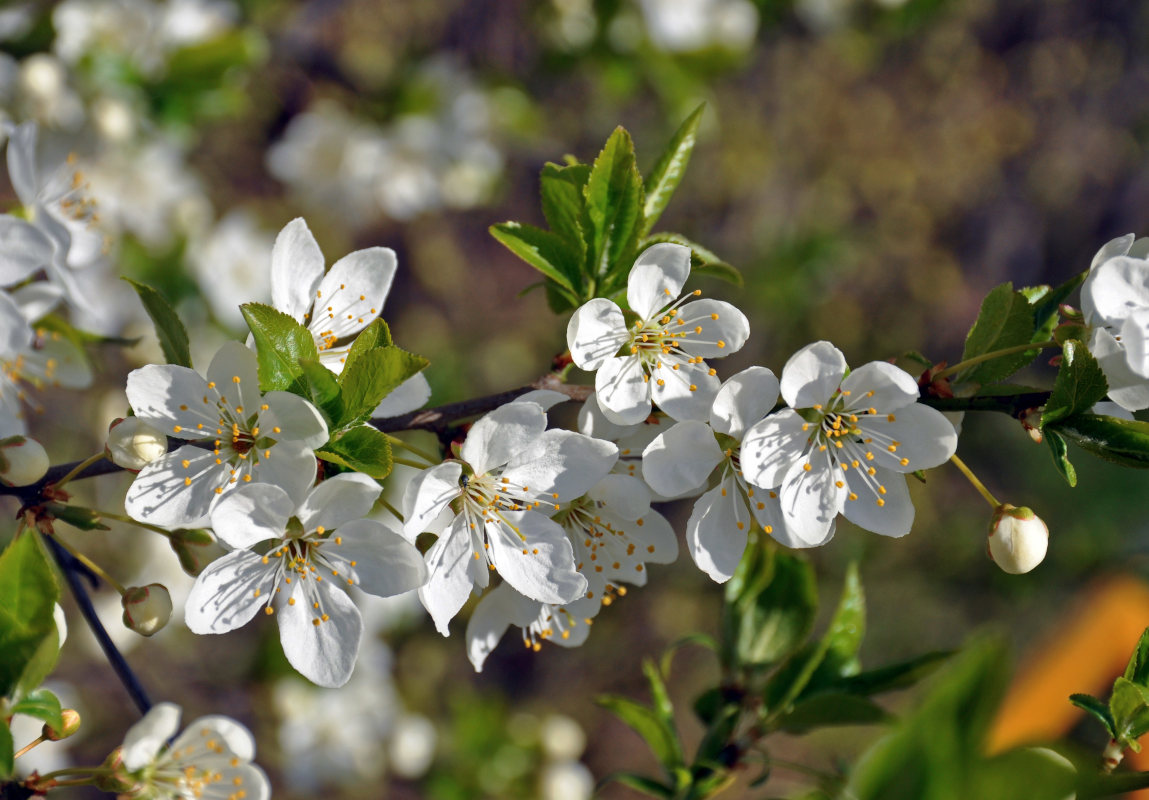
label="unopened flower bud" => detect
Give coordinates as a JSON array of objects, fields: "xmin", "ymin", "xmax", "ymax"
[
  {"xmin": 95, "ymin": 747, "xmax": 137, "ymax": 794},
  {"xmin": 42, "ymin": 708, "xmax": 81, "ymax": 741},
  {"xmin": 170, "ymin": 528, "xmax": 226, "ymax": 577},
  {"xmin": 106, "ymin": 417, "xmax": 168, "ymax": 470},
  {"xmin": 988, "ymin": 504, "xmax": 1049, "ymax": 574},
  {"xmin": 121, "ymin": 583, "xmax": 173, "ymax": 636},
  {"xmin": 0, "ymin": 435, "xmax": 49, "ymax": 486}
]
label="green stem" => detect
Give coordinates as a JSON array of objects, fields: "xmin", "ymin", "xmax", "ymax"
[
  {"xmin": 385, "ymin": 434, "xmax": 439, "ymax": 465},
  {"xmin": 393, "ymin": 456, "xmax": 430, "ymax": 470},
  {"xmin": 35, "ymin": 766, "xmax": 115, "ymax": 781},
  {"xmin": 380, "ymin": 497, "xmax": 405, "ymax": 523},
  {"xmin": 51, "ymin": 535, "xmax": 127, "ymax": 595},
  {"xmin": 51, "ymin": 452, "xmax": 107, "ymax": 490},
  {"xmin": 88, "ymin": 508, "xmax": 173, "ymax": 538},
  {"xmin": 933, "ymin": 340, "xmax": 1058, "ymax": 381},
  {"xmin": 949, "ymin": 454, "xmax": 1001, "ymax": 509}
]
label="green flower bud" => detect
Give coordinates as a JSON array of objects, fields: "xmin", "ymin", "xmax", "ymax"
[
  {"xmin": 106, "ymin": 417, "xmax": 167, "ymax": 471},
  {"xmin": 988, "ymin": 504, "xmax": 1049, "ymax": 574},
  {"xmin": 94, "ymin": 747, "xmax": 137, "ymax": 794},
  {"xmin": 169, "ymin": 528, "xmax": 226, "ymax": 577},
  {"xmin": 42, "ymin": 708, "xmax": 81, "ymax": 741},
  {"xmin": 121, "ymin": 583, "xmax": 173, "ymax": 636},
  {"xmin": 0, "ymin": 435, "xmax": 49, "ymax": 486}
]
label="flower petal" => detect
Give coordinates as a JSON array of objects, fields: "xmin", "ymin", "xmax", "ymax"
[
  {"xmin": 330, "ymin": 518, "xmax": 428, "ymax": 598},
  {"xmin": 687, "ymin": 480, "xmax": 750, "ymax": 583},
  {"xmin": 465, "ymin": 583, "xmax": 540, "ymax": 672},
  {"xmin": 296, "ymin": 472, "xmax": 381, "ymax": 533},
  {"xmin": 1091, "ymin": 234, "xmax": 1135, "ymax": 270},
  {"xmin": 629, "ymin": 508, "xmax": 679, "ymax": 565},
  {"xmin": 747, "ymin": 484, "xmax": 819, "ymax": 550},
  {"xmin": 650, "ymin": 355, "xmax": 721, "ymax": 422},
  {"xmin": 511, "ymin": 389, "xmax": 570, "ymax": 411},
  {"xmin": 126, "ymin": 364, "xmax": 214, "ymax": 440},
  {"xmin": 23, "ymin": 334, "xmax": 91, "ymax": 389},
  {"xmin": 501, "ymin": 429, "xmax": 619, "ymax": 504},
  {"xmin": 124, "ymin": 446, "xmax": 228, "ymax": 527},
  {"xmin": 676, "ymin": 299, "xmax": 750, "ymax": 359},
  {"xmin": 373, "ymin": 372, "xmax": 431, "ymax": 417},
  {"xmin": 862, "ymin": 403, "xmax": 958, "ymax": 472},
  {"xmin": 740, "ymin": 409, "xmax": 810, "ymax": 489},
  {"xmin": 307, "ymin": 246, "xmax": 396, "ymax": 340},
  {"xmin": 5, "ymin": 122, "xmax": 39, "ymax": 206},
  {"xmin": 277, "ymin": 577, "xmax": 363, "ymax": 688},
  {"xmin": 9, "ymin": 282, "xmax": 62, "ymax": 324},
  {"xmin": 1082, "ymin": 256, "xmax": 1149, "ymax": 326},
  {"xmin": 641, "ymin": 421, "xmax": 722, "ymax": 497},
  {"xmin": 461, "ymin": 401, "xmax": 546, "ymax": 476},
  {"xmin": 0, "ymin": 290, "xmax": 32, "ymax": 354},
  {"xmin": 403, "ymin": 461, "xmax": 462, "ymax": 541},
  {"xmin": 419, "ymin": 516, "xmax": 477, "ymax": 635},
  {"xmin": 780, "ymin": 341, "xmax": 847, "ymax": 409},
  {"xmin": 210, "ymin": 483, "xmax": 293, "ymax": 549},
  {"xmin": 251, "ymin": 441, "xmax": 318, "ymax": 504},
  {"xmin": 206, "ymin": 341, "xmax": 263, "ymax": 417},
  {"xmin": 1120, "ymin": 307, "xmax": 1149, "ymax": 378},
  {"xmin": 271, "ymin": 218, "xmax": 325, "ymax": 320},
  {"xmin": 840, "ymin": 361, "xmax": 919, "ymax": 412},
  {"xmin": 577, "ymin": 392, "xmax": 634, "ymax": 440},
  {"xmin": 777, "ymin": 450, "xmax": 842, "ymax": 547},
  {"xmin": 260, "ymin": 391, "xmax": 329, "ymax": 450},
  {"xmin": 488, "ymin": 512, "xmax": 586, "ymax": 604},
  {"xmin": 185, "ymin": 550, "xmax": 276, "ymax": 634},
  {"xmin": 0, "ymin": 216, "xmax": 52, "ymax": 285},
  {"xmin": 587, "ymin": 473, "xmax": 652, "ymax": 521},
  {"xmin": 627, "ymin": 243, "xmax": 691, "ymax": 319},
  {"xmin": 566, "ymin": 298, "xmax": 628, "ymax": 370},
  {"xmin": 710, "ymin": 366, "xmax": 779, "ymax": 438},
  {"xmin": 841, "ymin": 467, "xmax": 914, "ymax": 537},
  {"xmin": 595, "ymin": 355, "xmax": 651, "ymax": 425},
  {"xmin": 1092, "ymin": 327, "xmax": 1149, "ymax": 411},
  {"xmin": 172, "ymin": 716, "xmax": 257, "ymax": 761},
  {"xmin": 121, "ymin": 702, "xmax": 181, "ymax": 771}
]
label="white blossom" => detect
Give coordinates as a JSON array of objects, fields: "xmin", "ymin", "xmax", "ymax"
[
  {"xmin": 987, "ymin": 504, "xmax": 1048, "ymax": 575},
  {"xmin": 187, "ymin": 210, "xmax": 273, "ymax": 329}
]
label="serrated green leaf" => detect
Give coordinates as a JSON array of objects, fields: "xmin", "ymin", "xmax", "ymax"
[
  {"xmin": 1125, "ymin": 628, "xmax": 1149, "ymax": 686},
  {"xmin": 642, "ymin": 659, "xmax": 677, "ymax": 738},
  {"xmin": 584, "ymin": 127, "xmax": 644, "ymax": 283},
  {"xmin": 340, "ymin": 318, "xmax": 392, "ymax": 384},
  {"xmin": 540, "ymin": 161, "xmax": 591, "ymax": 252},
  {"xmin": 489, "ymin": 221, "xmax": 582, "ymax": 297},
  {"xmin": 960, "ymin": 283, "xmax": 1039, "ymax": 384},
  {"xmin": 11, "ymin": 688, "xmax": 63, "ymax": 734},
  {"xmin": 1027, "ymin": 271, "xmax": 1086, "ymax": 336},
  {"xmin": 1042, "ymin": 340, "xmax": 1108, "ymax": 427},
  {"xmin": 601, "ymin": 772, "xmax": 674, "ymax": 799},
  {"xmin": 1070, "ymin": 693, "xmax": 1116, "ymax": 739},
  {"xmin": 293, "ymin": 360, "xmax": 343, "ymax": 430},
  {"xmin": 0, "ymin": 534, "xmax": 58, "ymax": 698},
  {"xmin": 241, "ymin": 302, "xmax": 318, "ymax": 392},
  {"xmin": 1044, "ymin": 429, "xmax": 1077, "ymax": 487},
  {"xmin": 1054, "ymin": 414, "xmax": 1149, "ymax": 468},
  {"xmin": 1110, "ymin": 677, "xmax": 1149, "ymax": 749},
  {"xmin": 0, "ymin": 719, "xmax": 11, "ymax": 780},
  {"xmin": 339, "ymin": 347, "xmax": 428, "ymax": 428},
  {"xmin": 779, "ymin": 692, "xmax": 891, "ymax": 734},
  {"xmin": 823, "ymin": 651, "xmax": 952, "ymax": 697},
  {"xmin": 642, "ymin": 104, "xmax": 704, "ymax": 236},
  {"xmin": 597, "ymin": 694, "xmax": 684, "ymax": 773},
  {"xmin": 317, "ymin": 426, "xmax": 392, "ymax": 479},
  {"xmin": 124, "ymin": 278, "xmax": 193, "ymax": 368}
]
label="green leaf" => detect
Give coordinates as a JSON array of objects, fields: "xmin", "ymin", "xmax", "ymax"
[
  {"xmin": 241, "ymin": 302, "xmax": 318, "ymax": 392},
  {"xmin": 642, "ymin": 104, "xmax": 704, "ymax": 236},
  {"xmin": 345, "ymin": 317, "xmax": 393, "ymax": 359},
  {"xmin": 11, "ymin": 688, "xmax": 63, "ymax": 734},
  {"xmin": 601, "ymin": 772, "xmax": 674, "ymax": 799},
  {"xmin": 489, "ymin": 222, "xmax": 581, "ymax": 297},
  {"xmin": 317, "ymin": 426, "xmax": 392, "ymax": 479},
  {"xmin": 338, "ymin": 346, "xmax": 428, "ymax": 428},
  {"xmin": 1110, "ymin": 677, "xmax": 1149, "ymax": 749},
  {"xmin": 1041, "ymin": 339, "xmax": 1108, "ymax": 427},
  {"xmin": 1027, "ymin": 271, "xmax": 1086, "ymax": 337},
  {"xmin": 0, "ymin": 719, "xmax": 11, "ymax": 780},
  {"xmin": 1070, "ymin": 693, "xmax": 1116, "ymax": 739},
  {"xmin": 642, "ymin": 659, "xmax": 678, "ymax": 739},
  {"xmin": 1124, "ymin": 628, "xmax": 1149, "ymax": 685},
  {"xmin": 779, "ymin": 692, "xmax": 891, "ymax": 734},
  {"xmin": 43, "ymin": 503, "xmax": 110, "ymax": 531},
  {"xmin": 825, "ymin": 651, "xmax": 952, "ymax": 697},
  {"xmin": 1054, "ymin": 414, "xmax": 1149, "ymax": 468},
  {"xmin": 637, "ymin": 233, "xmax": 742, "ymax": 290},
  {"xmin": 584, "ymin": 127, "xmax": 644, "ymax": 283},
  {"xmin": 597, "ymin": 694, "xmax": 685, "ymax": 773},
  {"xmin": 124, "ymin": 278, "xmax": 193, "ymax": 368},
  {"xmin": 540, "ymin": 161, "xmax": 591, "ymax": 252},
  {"xmin": 960, "ymin": 283, "xmax": 1039, "ymax": 385},
  {"xmin": 731, "ymin": 549, "xmax": 818, "ymax": 668},
  {"xmin": 0, "ymin": 534, "xmax": 59, "ymax": 698},
  {"xmin": 14, "ymin": 626, "xmax": 59, "ymax": 700},
  {"xmin": 294, "ymin": 360, "xmax": 343, "ymax": 430},
  {"xmin": 1044, "ymin": 429, "xmax": 1078, "ymax": 487}
]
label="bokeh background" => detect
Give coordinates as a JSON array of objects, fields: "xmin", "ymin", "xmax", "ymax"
[{"xmin": 4, "ymin": 0, "xmax": 1149, "ymax": 796}]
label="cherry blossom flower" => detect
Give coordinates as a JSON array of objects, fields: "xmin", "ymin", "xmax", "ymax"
[
  {"xmin": 124, "ymin": 340, "xmax": 328, "ymax": 527},
  {"xmin": 117, "ymin": 702, "xmax": 270, "ymax": 800},
  {"xmin": 186, "ymin": 473, "xmax": 426, "ymax": 687},
  {"xmin": 643, "ymin": 367, "xmax": 805, "ymax": 581},
  {"xmin": 576, "ymin": 391, "xmax": 676, "ymax": 493},
  {"xmin": 269, "ymin": 217, "xmax": 430, "ymax": 417},
  {"xmin": 741, "ymin": 342, "xmax": 958, "ymax": 545},
  {"xmin": 566, "ymin": 242, "xmax": 750, "ymax": 425},
  {"xmin": 402, "ymin": 400, "xmax": 618, "ymax": 635}
]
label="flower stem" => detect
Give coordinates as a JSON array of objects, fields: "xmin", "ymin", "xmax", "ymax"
[
  {"xmin": 385, "ymin": 434, "xmax": 439, "ymax": 465},
  {"xmin": 35, "ymin": 766, "xmax": 116, "ymax": 782},
  {"xmin": 933, "ymin": 340, "xmax": 1059, "ymax": 381},
  {"xmin": 13, "ymin": 736, "xmax": 45, "ymax": 759},
  {"xmin": 88, "ymin": 508, "xmax": 172, "ymax": 538},
  {"xmin": 393, "ymin": 456, "xmax": 429, "ymax": 470},
  {"xmin": 51, "ymin": 452, "xmax": 107, "ymax": 490},
  {"xmin": 949, "ymin": 454, "xmax": 1001, "ymax": 509},
  {"xmin": 51, "ymin": 535, "xmax": 127, "ymax": 595},
  {"xmin": 380, "ymin": 497, "xmax": 405, "ymax": 523}
]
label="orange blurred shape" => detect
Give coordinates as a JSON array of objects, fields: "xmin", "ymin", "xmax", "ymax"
[{"xmin": 990, "ymin": 574, "xmax": 1149, "ymax": 797}]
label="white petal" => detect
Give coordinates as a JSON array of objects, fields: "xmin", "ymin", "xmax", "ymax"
[
  {"xmin": 206, "ymin": 341, "xmax": 263, "ymax": 416},
  {"xmin": 780, "ymin": 341, "xmax": 847, "ymax": 409},
  {"xmin": 746, "ymin": 484, "xmax": 818, "ymax": 550},
  {"xmin": 126, "ymin": 364, "xmax": 214, "ymax": 440},
  {"xmin": 330, "ymin": 518, "xmax": 428, "ymax": 598},
  {"xmin": 1091, "ymin": 234, "xmax": 1134, "ymax": 270},
  {"xmin": 501, "ymin": 429, "xmax": 619, "ymax": 503},
  {"xmin": 512, "ymin": 389, "xmax": 570, "ymax": 411},
  {"xmin": 1082, "ymin": 256, "xmax": 1149, "ymax": 326},
  {"xmin": 629, "ymin": 508, "xmax": 679, "ymax": 565},
  {"xmin": 841, "ymin": 467, "xmax": 914, "ymax": 537},
  {"xmin": 403, "ymin": 461, "xmax": 462, "ymax": 541},
  {"xmin": 650, "ymin": 355, "xmax": 721, "ymax": 422},
  {"xmin": 6, "ymin": 122, "xmax": 38, "ymax": 206},
  {"xmin": 185, "ymin": 550, "xmax": 276, "ymax": 634},
  {"xmin": 577, "ymin": 392, "xmax": 635, "ymax": 440},
  {"xmin": 1120, "ymin": 308, "xmax": 1149, "ymax": 378},
  {"xmin": 21, "ymin": 334, "xmax": 90, "ymax": 389},
  {"xmin": 840, "ymin": 361, "xmax": 919, "ymax": 412},
  {"xmin": 277, "ymin": 578, "xmax": 363, "ymax": 688},
  {"xmin": 10, "ymin": 282, "xmax": 62, "ymax": 323},
  {"xmin": 124, "ymin": 446, "xmax": 227, "ymax": 527},
  {"xmin": 1092, "ymin": 327, "xmax": 1149, "ymax": 411},
  {"xmin": 419, "ymin": 517, "xmax": 477, "ymax": 635},
  {"xmin": 675, "ymin": 299, "xmax": 750, "ymax": 359},
  {"xmin": 121, "ymin": 702, "xmax": 181, "ymax": 771},
  {"xmin": 296, "ymin": 472, "xmax": 381, "ymax": 533},
  {"xmin": 373, "ymin": 372, "xmax": 431, "ymax": 418},
  {"xmin": 627, "ymin": 242, "xmax": 691, "ymax": 319},
  {"xmin": 740, "ymin": 409, "xmax": 810, "ymax": 489},
  {"xmin": 465, "ymin": 583, "xmax": 540, "ymax": 672},
  {"xmin": 587, "ymin": 473, "xmax": 652, "ymax": 521},
  {"xmin": 0, "ymin": 216, "xmax": 52, "ymax": 285},
  {"xmin": 687, "ymin": 481, "xmax": 750, "ymax": 583},
  {"xmin": 307, "ymin": 246, "xmax": 395, "ymax": 339},
  {"xmin": 210, "ymin": 483, "xmax": 293, "ymax": 549},
  {"xmin": 0, "ymin": 290, "xmax": 32, "ymax": 354},
  {"xmin": 566, "ymin": 298, "xmax": 628, "ymax": 370},
  {"xmin": 271, "ymin": 218, "xmax": 325, "ymax": 320},
  {"xmin": 488, "ymin": 512, "xmax": 586, "ymax": 604},
  {"xmin": 461, "ymin": 401, "xmax": 546, "ymax": 476},
  {"xmin": 777, "ymin": 450, "xmax": 843, "ymax": 547},
  {"xmin": 1092, "ymin": 401, "xmax": 1135, "ymax": 421},
  {"xmin": 710, "ymin": 366, "xmax": 779, "ymax": 438},
  {"xmin": 260, "ymin": 391, "xmax": 328, "ymax": 449},
  {"xmin": 595, "ymin": 356, "xmax": 651, "ymax": 425},
  {"xmin": 641, "ymin": 421, "xmax": 722, "ymax": 497},
  {"xmin": 171, "ymin": 716, "xmax": 256, "ymax": 761},
  {"xmin": 864, "ymin": 403, "xmax": 957, "ymax": 472},
  {"xmin": 251, "ymin": 441, "xmax": 317, "ymax": 504}
]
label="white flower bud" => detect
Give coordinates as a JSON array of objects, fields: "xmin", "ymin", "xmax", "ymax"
[
  {"xmin": 106, "ymin": 417, "xmax": 167, "ymax": 470},
  {"xmin": 0, "ymin": 436, "xmax": 49, "ymax": 486},
  {"xmin": 988, "ymin": 504, "xmax": 1049, "ymax": 574},
  {"xmin": 121, "ymin": 584, "xmax": 173, "ymax": 637}
]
